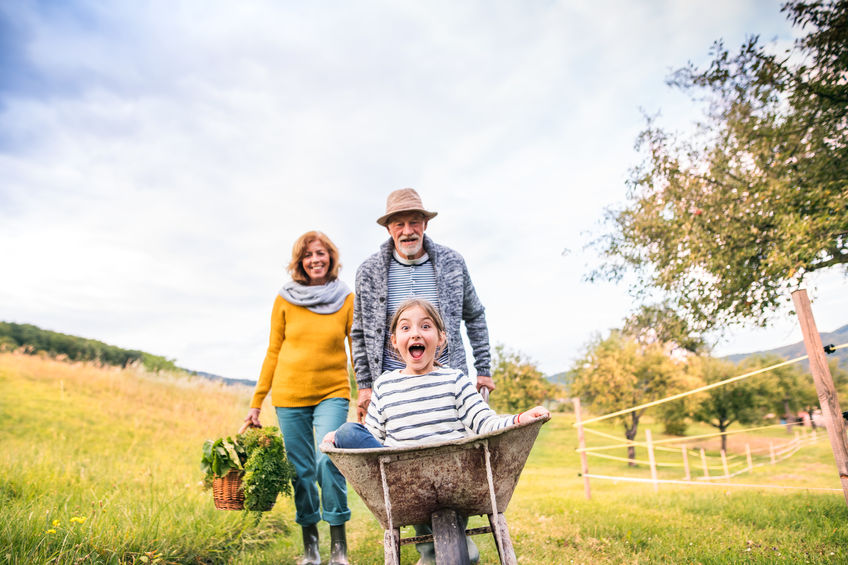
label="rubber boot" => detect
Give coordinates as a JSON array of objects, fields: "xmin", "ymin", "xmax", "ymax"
[
  {"xmin": 299, "ymin": 524, "xmax": 321, "ymax": 565},
  {"xmin": 328, "ymin": 523, "xmax": 350, "ymax": 565}
]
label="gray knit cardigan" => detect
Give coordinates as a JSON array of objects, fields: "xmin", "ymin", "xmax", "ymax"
[{"xmin": 351, "ymin": 235, "xmax": 491, "ymax": 389}]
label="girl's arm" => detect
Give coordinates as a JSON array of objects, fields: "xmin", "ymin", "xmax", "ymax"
[{"xmin": 455, "ymin": 372, "xmax": 514, "ymax": 435}]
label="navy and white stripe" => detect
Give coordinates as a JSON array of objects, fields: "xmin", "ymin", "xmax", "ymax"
[
  {"xmin": 364, "ymin": 367, "xmax": 515, "ymax": 448},
  {"xmin": 381, "ymin": 256, "xmax": 449, "ymax": 371}
]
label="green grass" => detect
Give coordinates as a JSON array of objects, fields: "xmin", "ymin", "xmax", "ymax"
[{"xmin": 1, "ymin": 353, "xmax": 846, "ymax": 564}]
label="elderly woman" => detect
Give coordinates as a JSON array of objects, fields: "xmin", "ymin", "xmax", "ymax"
[{"xmin": 245, "ymin": 230, "xmax": 353, "ymax": 565}]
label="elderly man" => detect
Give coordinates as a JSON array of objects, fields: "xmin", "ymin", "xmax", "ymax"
[{"xmin": 351, "ymin": 188, "xmax": 495, "ymax": 421}]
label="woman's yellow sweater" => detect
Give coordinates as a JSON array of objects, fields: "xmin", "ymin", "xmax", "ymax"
[{"xmin": 251, "ymin": 293, "xmax": 354, "ymax": 408}]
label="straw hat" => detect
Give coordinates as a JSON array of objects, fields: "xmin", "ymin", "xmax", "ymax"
[{"xmin": 376, "ymin": 188, "xmax": 438, "ymax": 226}]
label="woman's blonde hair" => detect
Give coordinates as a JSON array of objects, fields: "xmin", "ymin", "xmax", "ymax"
[
  {"xmin": 389, "ymin": 298, "xmax": 447, "ymax": 364},
  {"xmin": 288, "ymin": 231, "xmax": 341, "ymax": 284}
]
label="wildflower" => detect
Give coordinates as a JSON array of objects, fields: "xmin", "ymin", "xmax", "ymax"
[
  {"xmin": 52, "ymin": 519, "xmax": 61, "ymax": 527},
  {"xmin": 46, "ymin": 529, "xmax": 56, "ymax": 534},
  {"xmin": 71, "ymin": 516, "xmax": 86, "ymax": 524}
]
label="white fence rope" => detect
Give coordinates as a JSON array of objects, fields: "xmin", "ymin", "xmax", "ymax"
[{"xmin": 582, "ymin": 473, "xmax": 844, "ymax": 493}]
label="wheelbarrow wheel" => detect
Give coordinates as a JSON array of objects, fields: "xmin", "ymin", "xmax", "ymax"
[{"xmin": 432, "ymin": 509, "xmax": 470, "ymax": 565}]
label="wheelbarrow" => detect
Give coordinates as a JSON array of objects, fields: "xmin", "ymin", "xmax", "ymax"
[{"xmin": 320, "ymin": 414, "xmax": 550, "ymax": 564}]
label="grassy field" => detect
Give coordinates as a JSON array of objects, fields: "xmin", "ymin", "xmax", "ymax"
[{"xmin": 2, "ymin": 352, "xmax": 847, "ymax": 564}]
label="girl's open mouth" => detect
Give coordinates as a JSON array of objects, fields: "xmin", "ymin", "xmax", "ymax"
[{"xmin": 408, "ymin": 345, "xmax": 425, "ymax": 359}]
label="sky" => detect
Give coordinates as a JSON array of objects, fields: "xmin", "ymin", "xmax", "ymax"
[{"xmin": 2, "ymin": 0, "xmax": 845, "ymax": 381}]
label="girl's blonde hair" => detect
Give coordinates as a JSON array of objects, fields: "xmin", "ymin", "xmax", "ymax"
[
  {"xmin": 287, "ymin": 231, "xmax": 341, "ymax": 284},
  {"xmin": 389, "ymin": 298, "xmax": 447, "ymax": 364}
]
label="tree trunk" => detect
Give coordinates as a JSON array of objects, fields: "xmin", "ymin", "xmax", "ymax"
[
  {"xmin": 784, "ymin": 398, "xmax": 793, "ymax": 431},
  {"xmin": 719, "ymin": 423, "xmax": 728, "ymax": 453},
  {"xmin": 625, "ymin": 412, "xmax": 641, "ymax": 467}
]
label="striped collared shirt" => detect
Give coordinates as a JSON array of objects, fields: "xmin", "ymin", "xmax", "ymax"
[{"xmin": 364, "ymin": 367, "xmax": 516, "ymax": 448}]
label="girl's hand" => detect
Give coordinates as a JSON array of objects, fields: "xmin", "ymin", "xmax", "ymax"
[
  {"xmin": 322, "ymin": 431, "xmax": 336, "ymax": 445},
  {"xmin": 244, "ymin": 408, "xmax": 262, "ymax": 427},
  {"xmin": 517, "ymin": 406, "xmax": 550, "ymax": 424}
]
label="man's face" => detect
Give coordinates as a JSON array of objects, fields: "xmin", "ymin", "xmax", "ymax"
[{"xmin": 387, "ymin": 212, "xmax": 427, "ymax": 259}]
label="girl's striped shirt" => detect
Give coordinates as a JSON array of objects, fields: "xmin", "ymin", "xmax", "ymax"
[{"xmin": 364, "ymin": 367, "xmax": 516, "ymax": 448}]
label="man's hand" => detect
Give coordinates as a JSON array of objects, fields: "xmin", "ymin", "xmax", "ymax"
[
  {"xmin": 356, "ymin": 388, "xmax": 372, "ymax": 423},
  {"xmin": 476, "ymin": 375, "xmax": 495, "ymax": 394}
]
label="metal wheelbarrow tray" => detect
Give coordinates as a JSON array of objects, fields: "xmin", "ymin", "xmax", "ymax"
[{"xmin": 321, "ymin": 414, "xmax": 550, "ymax": 564}]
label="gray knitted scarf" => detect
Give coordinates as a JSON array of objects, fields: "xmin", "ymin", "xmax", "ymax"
[{"xmin": 279, "ymin": 279, "xmax": 351, "ymax": 314}]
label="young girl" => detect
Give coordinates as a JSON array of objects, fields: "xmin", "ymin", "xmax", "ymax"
[
  {"xmin": 323, "ymin": 298, "xmax": 549, "ymax": 564},
  {"xmin": 325, "ymin": 298, "xmax": 550, "ymax": 449}
]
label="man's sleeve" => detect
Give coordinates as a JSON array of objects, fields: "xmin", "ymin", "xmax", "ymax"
[
  {"xmin": 461, "ymin": 261, "xmax": 491, "ymax": 376},
  {"xmin": 351, "ymin": 265, "xmax": 373, "ymax": 389}
]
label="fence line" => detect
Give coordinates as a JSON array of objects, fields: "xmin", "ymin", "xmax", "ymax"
[
  {"xmin": 583, "ymin": 430, "xmax": 823, "ymax": 478},
  {"xmin": 572, "ymin": 322, "xmax": 847, "ymax": 500},
  {"xmin": 582, "ymin": 473, "xmax": 844, "ymax": 493},
  {"xmin": 578, "ymin": 422, "xmax": 792, "ymax": 453}
]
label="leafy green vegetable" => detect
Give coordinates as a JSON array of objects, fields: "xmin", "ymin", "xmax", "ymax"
[
  {"xmin": 240, "ymin": 426, "xmax": 294, "ymax": 511},
  {"xmin": 200, "ymin": 427, "xmax": 294, "ymax": 511}
]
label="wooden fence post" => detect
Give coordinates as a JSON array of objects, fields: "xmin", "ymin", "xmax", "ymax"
[
  {"xmin": 701, "ymin": 448, "xmax": 710, "ymax": 480},
  {"xmin": 769, "ymin": 442, "xmax": 776, "ymax": 464},
  {"xmin": 746, "ymin": 444, "xmax": 753, "ymax": 472},
  {"xmin": 573, "ymin": 398, "xmax": 591, "ymax": 500},
  {"xmin": 792, "ymin": 289, "xmax": 848, "ymax": 507},
  {"xmin": 646, "ymin": 429, "xmax": 658, "ymax": 493},
  {"xmin": 720, "ymin": 450, "xmax": 730, "ymax": 480},
  {"xmin": 682, "ymin": 446, "xmax": 691, "ymax": 481}
]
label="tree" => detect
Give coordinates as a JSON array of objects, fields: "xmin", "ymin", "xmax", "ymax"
[
  {"xmin": 622, "ymin": 302, "xmax": 710, "ymax": 354},
  {"xmin": 691, "ymin": 356, "xmax": 769, "ymax": 452},
  {"xmin": 490, "ymin": 345, "xmax": 558, "ymax": 414},
  {"xmin": 622, "ymin": 303, "xmax": 707, "ymax": 435},
  {"xmin": 588, "ymin": 0, "xmax": 848, "ymax": 332},
  {"xmin": 572, "ymin": 331, "xmax": 688, "ymax": 465},
  {"xmin": 742, "ymin": 354, "xmax": 816, "ymax": 421}
]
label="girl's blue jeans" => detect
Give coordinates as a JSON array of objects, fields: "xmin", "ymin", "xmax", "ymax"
[
  {"xmin": 275, "ymin": 397, "xmax": 350, "ymax": 526},
  {"xmin": 333, "ymin": 421, "xmax": 384, "ymax": 449}
]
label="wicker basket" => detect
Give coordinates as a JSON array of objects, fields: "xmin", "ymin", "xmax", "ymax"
[
  {"xmin": 212, "ymin": 469, "xmax": 245, "ymax": 510},
  {"xmin": 210, "ymin": 422, "xmax": 277, "ymax": 512}
]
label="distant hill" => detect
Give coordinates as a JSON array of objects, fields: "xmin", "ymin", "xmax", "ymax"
[
  {"xmin": 0, "ymin": 321, "xmax": 255, "ymax": 387},
  {"xmin": 189, "ymin": 370, "xmax": 256, "ymax": 388},
  {"xmin": 723, "ymin": 323, "xmax": 848, "ymax": 369},
  {"xmin": 546, "ymin": 370, "xmax": 575, "ymax": 388},
  {"xmin": 0, "ymin": 321, "xmax": 178, "ymax": 373}
]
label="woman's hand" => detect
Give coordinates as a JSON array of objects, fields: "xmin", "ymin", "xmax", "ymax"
[
  {"xmin": 517, "ymin": 406, "xmax": 550, "ymax": 424},
  {"xmin": 321, "ymin": 431, "xmax": 336, "ymax": 445},
  {"xmin": 244, "ymin": 408, "xmax": 262, "ymax": 428}
]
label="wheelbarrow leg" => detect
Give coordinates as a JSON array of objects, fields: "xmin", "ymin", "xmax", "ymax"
[
  {"xmin": 488, "ymin": 513, "xmax": 517, "ymax": 565},
  {"xmin": 432, "ymin": 508, "xmax": 470, "ymax": 565},
  {"xmin": 383, "ymin": 528, "xmax": 401, "ymax": 565}
]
